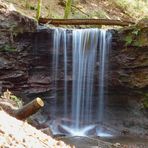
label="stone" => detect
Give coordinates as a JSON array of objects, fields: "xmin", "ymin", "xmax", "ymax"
[
  {"xmin": 0, "ymin": 1, "xmax": 37, "ymax": 48},
  {"xmin": 113, "ymin": 143, "xmax": 121, "ymax": 147},
  {"xmin": 136, "ymin": 18, "xmax": 148, "ymax": 28},
  {"xmin": 0, "ymin": 1, "xmax": 36, "ymax": 32},
  {"xmin": 40, "ymin": 127, "xmax": 53, "ymax": 137}
]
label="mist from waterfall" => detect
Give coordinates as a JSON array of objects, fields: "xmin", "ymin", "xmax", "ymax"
[{"xmin": 50, "ymin": 28, "xmax": 112, "ymax": 135}]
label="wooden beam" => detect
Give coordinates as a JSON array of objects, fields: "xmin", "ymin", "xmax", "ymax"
[
  {"xmin": 39, "ymin": 18, "xmax": 134, "ymax": 26},
  {"xmin": 14, "ymin": 97, "xmax": 44, "ymax": 120}
]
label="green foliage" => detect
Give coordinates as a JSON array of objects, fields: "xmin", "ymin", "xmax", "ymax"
[
  {"xmin": 132, "ymin": 29, "xmax": 140, "ymax": 35},
  {"xmin": 36, "ymin": 0, "xmax": 42, "ymax": 21},
  {"xmin": 124, "ymin": 27, "xmax": 142, "ymax": 47},
  {"xmin": 142, "ymin": 93, "xmax": 148, "ymax": 109},
  {"xmin": 64, "ymin": 0, "xmax": 72, "ymax": 19},
  {"xmin": 125, "ymin": 35, "xmax": 133, "ymax": 45},
  {"xmin": 10, "ymin": 95, "xmax": 22, "ymax": 107},
  {"xmin": 0, "ymin": 45, "xmax": 16, "ymax": 52},
  {"xmin": 1, "ymin": 90, "xmax": 22, "ymax": 107}
]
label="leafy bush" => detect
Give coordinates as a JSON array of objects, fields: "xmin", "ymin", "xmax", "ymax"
[{"xmin": 124, "ymin": 27, "xmax": 143, "ymax": 47}]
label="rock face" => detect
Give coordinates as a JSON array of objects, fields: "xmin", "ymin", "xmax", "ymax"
[
  {"xmin": 0, "ymin": 0, "xmax": 148, "ymax": 137},
  {"xmin": 0, "ymin": 27, "xmax": 147, "ymax": 97},
  {"xmin": 0, "ymin": 1, "xmax": 37, "ymax": 95},
  {"xmin": 0, "ymin": 1, "xmax": 36, "ymax": 48},
  {"xmin": 1, "ymin": 27, "xmax": 146, "ymax": 94},
  {"xmin": 110, "ymin": 26, "xmax": 148, "ymax": 89},
  {"xmin": 0, "ymin": 1, "xmax": 147, "ymax": 97}
]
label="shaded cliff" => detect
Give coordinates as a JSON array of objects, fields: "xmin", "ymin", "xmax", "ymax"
[
  {"xmin": 1, "ymin": 27, "xmax": 147, "ymax": 95},
  {"xmin": 0, "ymin": 1, "xmax": 147, "ymax": 96}
]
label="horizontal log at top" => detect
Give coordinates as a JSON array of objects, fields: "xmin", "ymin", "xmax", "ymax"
[{"xmin": 39, "ymin": 18, "xmax": 134, "ymax": 26}]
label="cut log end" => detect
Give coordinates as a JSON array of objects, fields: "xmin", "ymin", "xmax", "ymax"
[{"xmin": 36, "ymin": 97, "xmax": 44, "ymax": 107}]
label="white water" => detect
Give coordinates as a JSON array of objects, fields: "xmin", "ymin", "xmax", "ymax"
[
  {"xmin": 98, "ymin": 30, "xmax": 111, "ymax": 123},
  {"xmin": 72, "ymin": 29, "xmax": 99, "ymax": 129},
  {"xmin": 50, "ymin": 28, "xmax": 112, "ymax": 136}
]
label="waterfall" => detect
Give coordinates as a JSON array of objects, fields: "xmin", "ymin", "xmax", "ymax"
[
  {"xmin": 51, "ymin": 28, "xmax": 69, "ymax": 120},
  {"xmin": 50, "ymin": 28, "xmax": 112, "ymax": 136},
  {"xmin": 72, "ymin": 29, "xmax": 98, "ymax": 130},
  {"xmin": 98, "ymin": 30, "xmax": 111, "ymax": 123}
]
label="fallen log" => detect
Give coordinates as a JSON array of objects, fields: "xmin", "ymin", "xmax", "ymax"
[
  {"xmin": 14, "ymin": 97, "xmax": 44, "ymax": 120},
  {"xmin": 39, "ymin": 18, "xmax": 134, "ymax": 26}
]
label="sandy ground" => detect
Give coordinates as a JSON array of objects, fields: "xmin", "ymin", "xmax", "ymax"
[{"xmin": 0, "ymin": 110, "xmax": 73, "ymax": 148}]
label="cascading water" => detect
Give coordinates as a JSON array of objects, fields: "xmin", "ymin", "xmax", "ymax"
[
  {"xmin": 71, "ymin": 29, "xmax": 98, "ymax": 132},
  {"xmin": 98, "ymin": 30, "xmax": 111, "ymax": 122},
  {"xmin": 50, "ymin": 28, "xmax": 112, "ymax": 136}
]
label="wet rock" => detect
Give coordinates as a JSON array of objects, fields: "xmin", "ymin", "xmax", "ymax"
[
  {"xmin": 0, "ymin": 26, "xmax": 147, "ymax": 97},
  {"xmin": 111, "ymin": 28, "xmax": 148, "ymax": 89},
  {"xmin": 121, "ymin": 129, "xmax": 130, "ymax": 135},
  {"xmin": 58, "ymin": 136, "xmax": 113, "ymax": 148},
  {"xmin": 40, "ymin": 127, "xmax": 53, "ymax": 137},
  {"xmin": 123, "ymin": 120, "xmax": 135, "ymax": 128}
]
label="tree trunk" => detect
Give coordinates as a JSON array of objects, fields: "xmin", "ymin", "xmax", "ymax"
[
  {"xmin": 39, "ymin": 18, "xmax": 134, "ymax": 26},
  {"xmin": 14, "ymin": 98, "xmax": 44, "ymax": 120}
]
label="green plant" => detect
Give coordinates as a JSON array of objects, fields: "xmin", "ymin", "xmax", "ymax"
[
  {"xmin": 132, "ymin": 28, "xmax": 140, "ymax": 35},
  {"xmin": 125, "ymin": 35, "xmax": 133, "ymax": 45},
  {"xmin": 10, "ymin": 95, "xmax": 22, "ymax": 107},
  {"xmin": 36, "ymin": 0, "xmax": 42, "ymax": 21},
  {"xmin": 1, "ymin": 90, "xmax": 22, "ymax": 107},
  {"xmin": 0, "ymin": 45, "xmax": 16, "ymax": 51},
  {"xmin": 142, "ymin": 93, "xmax": 148, "ymax": 109},
  {"xmin": 124, "ymin": 27, "xmax": 142, "ymax": 46},
  {"xmin": 64, "ymin": 0, "xmax": 72, "ymax": 19}
]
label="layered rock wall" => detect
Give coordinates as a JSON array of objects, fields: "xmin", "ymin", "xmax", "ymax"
[{"xmin": 0, "ymin": 1, "xmax": 147, "ymax": 100}]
